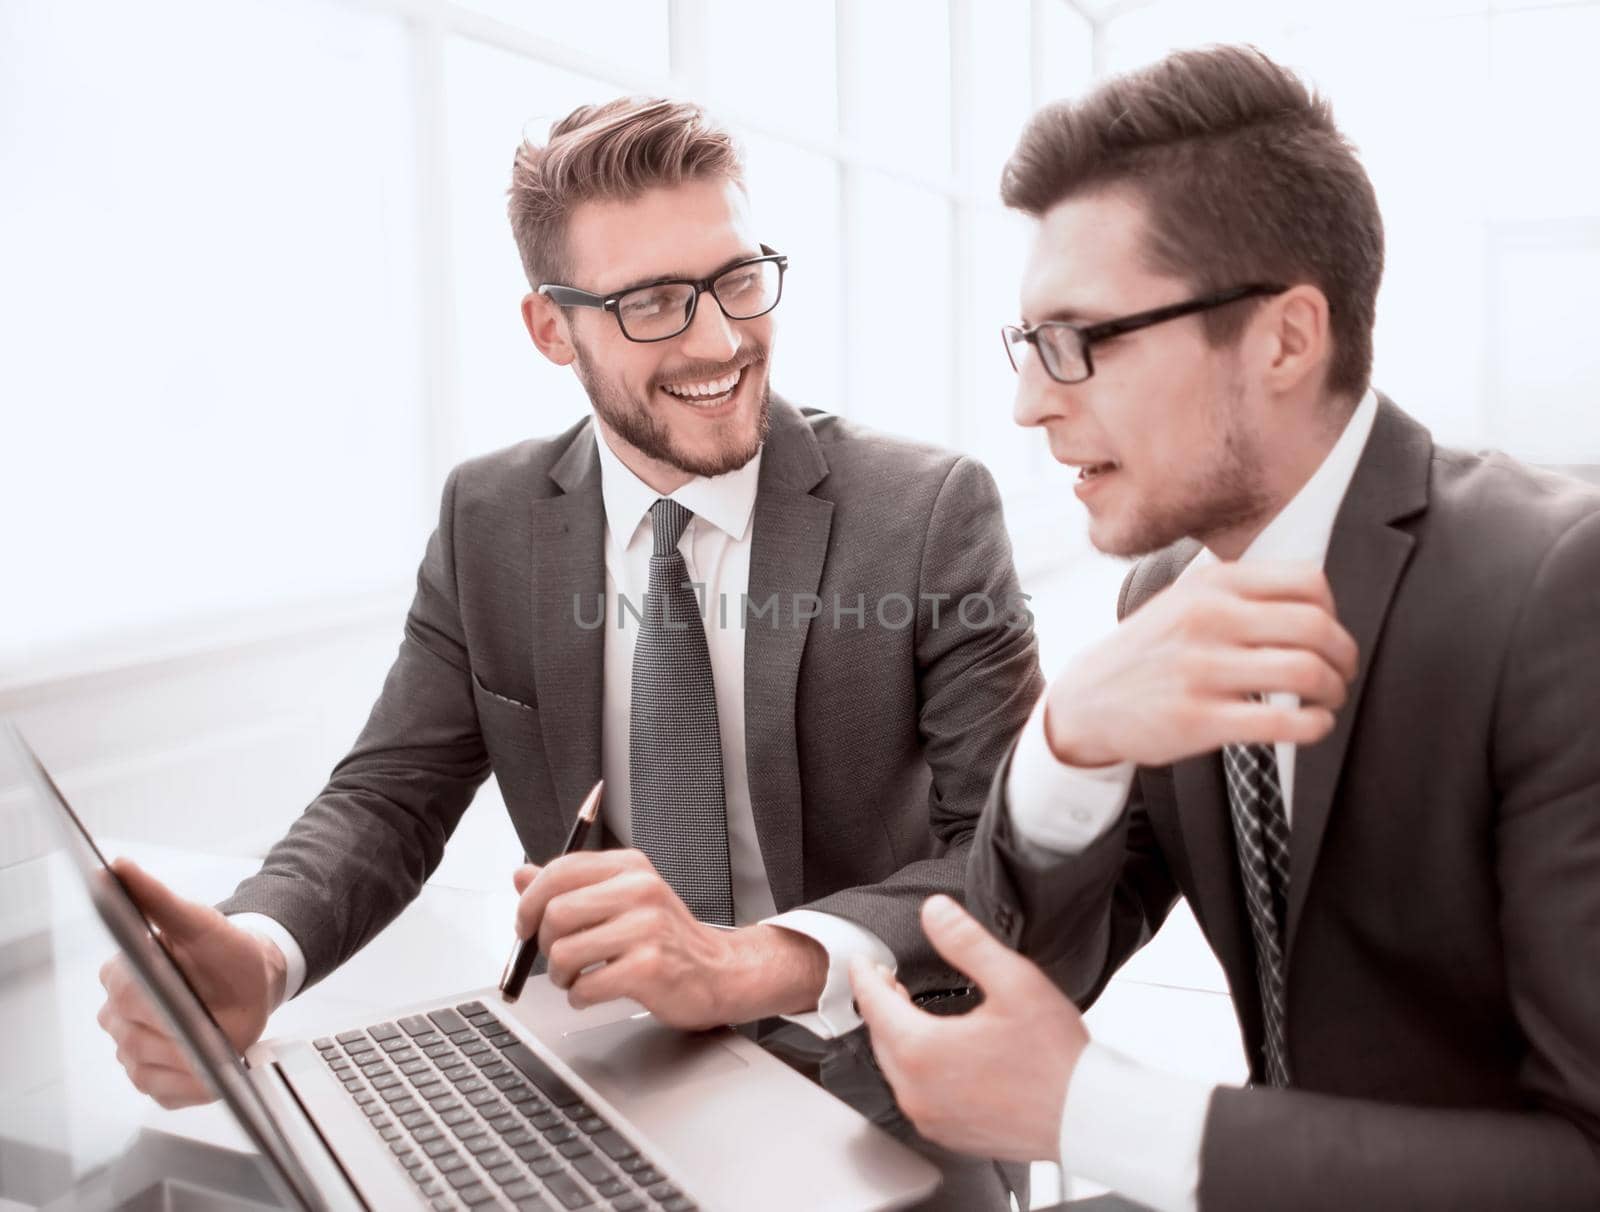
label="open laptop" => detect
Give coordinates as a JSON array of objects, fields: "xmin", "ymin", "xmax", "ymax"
[{"xmin": 5, "ymin": 722, "xmax": 941, "ymax": 1212}]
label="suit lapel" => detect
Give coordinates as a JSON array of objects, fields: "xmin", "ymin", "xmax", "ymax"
[
  {"xmin": 1132, "ymin": 401, "xmax": 1434, "ymax": 975},
  {"xmin": 1172, "ymin": 753, "xmax": 1255, "ymax": 983},
  {"xmin": 1285, "ymin": 398, "xmax": 1431, "ymax": 955},
  {"xmin": 1136, "ymin": 544, "xmax": 1255, "ymax": 976},
  {"xmin": 530, "ymin": 424, "xmax": 606, "ymax": 822},
  {"xmin": 1122, "ymin": 541, "xmax": 1257, "ymax": 975},
  {"xmin": 742, "ymin": 401, "xmax": 832, "ymax": 911}
]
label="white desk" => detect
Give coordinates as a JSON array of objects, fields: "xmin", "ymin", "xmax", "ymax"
[{"xmin": 0, "ymin": 836, "xmax": 1246, "ymax": 1210}]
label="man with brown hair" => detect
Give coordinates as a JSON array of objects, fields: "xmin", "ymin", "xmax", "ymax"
[
  {"xmin": 95, "ymin": 95, "xmax": 1040, "ymax": 1207},
  {"xmin": 851, "ymin": 45, "xmax": 1600, "ymax": 1210}
]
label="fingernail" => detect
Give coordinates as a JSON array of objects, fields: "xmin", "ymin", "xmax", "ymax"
[{"xmin": 926, "ymin": 895, "xmax": 959, "ymax": 920}]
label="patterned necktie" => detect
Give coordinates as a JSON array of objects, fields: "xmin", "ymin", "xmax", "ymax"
[
  {"xmin": 1221, "ymin": 733, "xmax": 1293, "ymax": 1087},
  {"xmin": 628, "ymin": 499, "xmax": 735, "ymax": 926}
]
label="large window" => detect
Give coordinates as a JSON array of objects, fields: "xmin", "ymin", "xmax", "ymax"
[
  {"xmin": 11, "ymin": 0, "xmax": 1593, "ymax": 682},
  {"xmin": 2, "ymin": 0, "xmax": 432, "ymax": 672},
  {"xmin": 1, "ymin": 0, "xmax": 1094, "ymax": 680}
]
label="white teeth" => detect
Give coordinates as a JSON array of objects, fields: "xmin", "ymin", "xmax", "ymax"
[
  {"xmin": 661, "ymin": 369, "xmax": 741, "ymax": 400},
  {"xmin": 1077, "ymin": 462, "xmax": 1117, "ymax": 481}
]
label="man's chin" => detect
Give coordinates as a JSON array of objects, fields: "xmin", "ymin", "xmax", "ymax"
[
  {"xmin": 668, "ymin": 389, "xmax": 769, "ymax": 478},
  {"xmin": 588, "ymin": 360, "xmax": 770, "ymax": 480},
  {"xmin": 665, "ymin": 429, "xmax": 762, "ymax": 479},
  {"xmin": 1087, "ymin": 507, "xmax": 1184, "ymax": 560},
  {"xmin": 1087, "ymin": 522, "xmax": 1140, "ymax": 560}
]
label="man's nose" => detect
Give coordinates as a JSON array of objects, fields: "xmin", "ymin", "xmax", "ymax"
[
  {"xmin": 677, "ymin": 291, "xmax": 741, "ymax": 364},
  {"xmin": 1013, "ymin": 358, "xmax": 1071, "ymax": 429}
]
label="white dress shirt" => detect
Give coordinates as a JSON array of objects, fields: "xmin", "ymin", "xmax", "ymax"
[
  {"xmin": 591, "ymin": 428, "xmax": 893, "ymax": 1037},
  {"xmin": 1008, "ymin": 389, "xmax": 1379, "ymax": 1212},
  {"xmin": 236, "ymin": 429, "xmax": 895, "ymax": 1038}
]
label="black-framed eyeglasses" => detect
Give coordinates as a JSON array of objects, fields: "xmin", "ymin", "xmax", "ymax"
[
  {"xmin": 1002, "ymin": 283, "xmax": 1289, "ymax": 384},
  {"xmin": 538, "ymin": 245, "xmax": 789, "ymax": 343}
]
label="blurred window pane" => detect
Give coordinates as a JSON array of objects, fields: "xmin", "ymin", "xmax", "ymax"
[
  {"xmin": 969, "ymin": 211, "xmax": 1041, "ymax": 491},
  {"xmin": 848, "ymin": 0, "xmax": 952, "ymax": 176},
  {"xmin": 740, "ymin": 135, "xmax": 845, "ymax": 411},
  {"xmin": 848, "ymin": 173, "xmax": 953, "ymax": 442},
  {"xmin": 444, "ymin": 37, "xmax": 606, "ymax": 459},
  {"xmin": 1032, "ymin": 0, "xmax": 1095, "ymax": 104},
  {"xmin": 1488, "ymin": 5, "xmax": 1600, "ymax": 221},
  {"xmin": 964, "ymin": 0, "xmax": 1033, "ymax": 192},
  {"xmin": 1367, "ymin": 212, "xmax": 1488, "ymax": 451},
  {"xmin": 0, "ymin": 0, "xmax": 425, "ymax": 664},
  {"xmin": 706, "ymin": 2, "xmax": 837, "ymax": 135},
  {"xmin": 1489, "ymin": 230, "xmax": 1600, "ymax": 464},
  {"xmin": 452, "ymin": 0, "xmax": 669, "ymax": 77}
]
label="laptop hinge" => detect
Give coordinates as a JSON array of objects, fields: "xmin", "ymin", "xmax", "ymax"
[{"xmin": 268, "ymin": 1060, "xmax": 374, "ymax": 1212}]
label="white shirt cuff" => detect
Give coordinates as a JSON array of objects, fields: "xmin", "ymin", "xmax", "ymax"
[
  {"xmin": 1060, "ymin": 1041, "xmax": 1212, "ymax": 1212},
  {"xmin": 762, "ymin": 909, "xmax": 896, "ymax": 1038},
  {"xmin": 1007, "ymin": 690, "xmax": 1135, "ymax": 854},
  {"xmin": 228, "ymin": 913, "xmax": 307, "ymax": 1005}
]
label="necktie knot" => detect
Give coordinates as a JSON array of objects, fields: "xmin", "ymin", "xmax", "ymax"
[{"xmin": 649, "ymin": 498, "xmax": 693, "ymax": 558}]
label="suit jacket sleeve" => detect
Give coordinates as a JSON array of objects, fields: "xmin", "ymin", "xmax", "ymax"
[
  {"xmin": 968, "ymin": 747, "xmax": 1179, "ymax": 1008},
  {"xmin": 217, "ymin": 469, "xmax": 492, "ymax": 988},
  {"xmin": 966, "ymin": 561, "xmax": 1181, "ymax": 1006},
  {"xmin": 1199, "ymin": 508, "xmax": 1600, "ymax": 1210},
  {"xmin": 796, "ymin": 456, "xmax": 1045, "ymax": 992}
]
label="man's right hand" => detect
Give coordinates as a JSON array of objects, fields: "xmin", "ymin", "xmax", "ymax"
[
  {"xmin": 96, "ymin": 858, "xmax": 285, "ymax": 1108},
  {"xmin": 1045, "ymin": 560, "xmax": 1360, "ymax": 769}
]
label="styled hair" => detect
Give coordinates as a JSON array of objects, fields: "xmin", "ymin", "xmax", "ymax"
[
  {"xmin": 508, "ymin": 97, "xmax": 745, "ymax": 288},
  {"xmin": 1002, "ymin": 45, "xmax": 1383, "ymax": 400}
]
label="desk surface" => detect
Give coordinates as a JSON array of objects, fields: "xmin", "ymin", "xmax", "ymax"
[{"xmin": 0, "ymin": 835, "xmax": 1245, "ymax": 1210}]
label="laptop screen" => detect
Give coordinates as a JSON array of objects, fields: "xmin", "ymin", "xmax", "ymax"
[{"xmin": 3, "ymin": 722, "xmax": 329, "ymax": 1212}]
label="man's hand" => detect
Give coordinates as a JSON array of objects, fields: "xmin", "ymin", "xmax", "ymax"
[
  {"xmin": 1046, "ymin": 560, "xmax": 1359, "ymax": 768},
  {"xmin": 96, "ymin": 858, "xmax": 286, "ymax": 1108},
  {"xmin": 850, "ymin": 894, "xmax": 1087, "ymax": 1162},
  {"xmin": 512, "ymin": 850, "xmax": 827, "ymax": 1030}
]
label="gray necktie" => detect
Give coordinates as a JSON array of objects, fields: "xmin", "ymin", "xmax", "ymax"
[
  {"xmin": 1221, "ymin": 733, "xmax": 1293, "ymax": 1087},
  {"xmin": 628, "ymin": 499, "xmax": 735, "ymax": 926}
]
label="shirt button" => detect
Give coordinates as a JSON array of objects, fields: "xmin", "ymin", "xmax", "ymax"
[{"xmin": 1071, "ymin": 808, "xmax": 1091, "ymax": 824}]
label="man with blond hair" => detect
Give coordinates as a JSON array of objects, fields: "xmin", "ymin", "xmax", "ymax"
[
  {"xmin": 851, "ymin": 45, "xmax": 1600, "ymax": 1210},
  {"xmin": 96, "ymin": 96, "xmax": 1041, "ymax": 1208}
]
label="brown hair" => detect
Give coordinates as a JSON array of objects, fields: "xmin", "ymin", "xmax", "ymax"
[
  {"xmin": 507, "ymin": 97, "xmax": 744, "ymax": 289},
  {"xmin": 1002, "ymin": 45, "xmax": 1383, "ymax": 400}
]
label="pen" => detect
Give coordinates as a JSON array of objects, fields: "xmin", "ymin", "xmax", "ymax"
[{"xmin": 499, "ymin": 779, "xmax": 604, "ymax": 1003}]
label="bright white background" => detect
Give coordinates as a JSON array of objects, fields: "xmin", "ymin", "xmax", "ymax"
[
  {"xmin": 6, "ymin": 0, "xmax": 1597, "ymax": 681},
  {"xmin": 3, "ymin": 1, "xmax": 1598, "ymax": 1201}
]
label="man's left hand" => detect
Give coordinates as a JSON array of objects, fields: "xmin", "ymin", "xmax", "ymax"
[
  {"xmin": 513, "ymin": 849, "xmax": 826, "ymax": 1030},
  {"xmin": 850, "ymin": 895, "xmax": 1088, "ymax": 1162}
]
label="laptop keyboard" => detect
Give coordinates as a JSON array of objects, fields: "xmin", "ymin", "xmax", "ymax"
[{"xmin": 314, "ymin": 1000, "xmax": 697, "ymax": 1212}]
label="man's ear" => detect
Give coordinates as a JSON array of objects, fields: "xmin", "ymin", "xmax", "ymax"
[
  {"xmin": 1259, "ymin": 283, "xmax": 1332, "ymax": 396},
  {"xmin": 522, "ymin": 292, "xmax": 577, "ymax": 366}
]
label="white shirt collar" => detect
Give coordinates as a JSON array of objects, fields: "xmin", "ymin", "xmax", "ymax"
[
  {"xmin": 1192, "ymin": 388, "xmax": 1379, "ymax": 572},
  {"xmin": 593, "ymin": 422, "xmax": 763, "ymax": 547}
]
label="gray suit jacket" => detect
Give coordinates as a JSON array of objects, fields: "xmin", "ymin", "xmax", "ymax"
[
  {"xmin": 968, "ymin": 399, "xmax": 1600, "ymax": 1209},
  {"xmin": 222, "ymin": 398, "xmax": 1043, "ymax": 996}
]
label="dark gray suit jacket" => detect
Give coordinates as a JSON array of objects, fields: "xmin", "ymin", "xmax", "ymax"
[
  {"xmin": 222, "ymin": 398, "xmax": 1043, "ymax": 996},
  {"xmin": 969, "ymin": 399, "xmax": 1600, "ymax": 1209}
]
